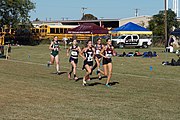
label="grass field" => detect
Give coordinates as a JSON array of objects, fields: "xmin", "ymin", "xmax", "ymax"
[{"xmin": 0, "ymin": 45, "xmax": 180, "ymax": 120}]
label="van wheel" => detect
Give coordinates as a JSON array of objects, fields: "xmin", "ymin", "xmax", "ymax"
[
  {"xmin": 119, "ymin": 43, "xmax": 124, "ymax": 48},
  {"xmin": 142, "ymin": 43, "xmax": 148, "ymax": 48}
]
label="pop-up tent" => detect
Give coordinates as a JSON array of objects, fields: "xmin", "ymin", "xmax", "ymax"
[
  {"xmin": 67, "ymin": 23, "xmax": 108, "ymax": 43},
  {"xmin": 111, "ymin": 22, "xmax": 152, "ymax": 35},
  {"xmin": 67, "ymin": 23, "xmax": 108, "ymax": 34}
]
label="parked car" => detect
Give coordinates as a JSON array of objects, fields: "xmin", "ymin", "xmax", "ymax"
[{"xmin": 112, "ymin": 34, "xmax": 152, "ymax": 48}]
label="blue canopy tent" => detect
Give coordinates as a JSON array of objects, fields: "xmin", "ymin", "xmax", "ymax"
[{"xmin": 111, "ymin": 22, "xmax": 152, "ymax": 35}]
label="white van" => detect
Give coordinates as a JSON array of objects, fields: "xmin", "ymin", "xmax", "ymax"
[{"xmin": 112, "ymin": 34, "xmax": 152, "ymax": 48}]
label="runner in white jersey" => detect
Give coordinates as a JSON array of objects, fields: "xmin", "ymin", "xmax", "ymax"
[
  {"xmin": 67, "ymin": 39, "xmax": 82, "ymax": 80},
  {"xmin": 80, "ymin": 40, "xmax": 95, "ymax": 86}
]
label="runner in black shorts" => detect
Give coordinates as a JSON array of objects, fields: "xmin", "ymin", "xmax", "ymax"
[
  {"xmin": 100, "ymin": 38, "xmax": 116, "ymax": 87},
  {"xmin": 92, "ymin": 38, "xmax": 104, "ymax": 80},
  {"xmin": 67, "ymin": 39, "xmax": 82, "ymax": 80},
  {"xmin": 81, "ymin": 40, "xmax": 95, "ymax": 86}
]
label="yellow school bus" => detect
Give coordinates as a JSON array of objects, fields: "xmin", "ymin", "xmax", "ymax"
[{"xmin": 32, "ymin": 23, "xmax": 99, "ymax": 41}]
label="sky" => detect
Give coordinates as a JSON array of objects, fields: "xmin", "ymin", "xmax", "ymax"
[{"xmin": 30, "ymin": 0, "xmax": 174, "ymax": 21}]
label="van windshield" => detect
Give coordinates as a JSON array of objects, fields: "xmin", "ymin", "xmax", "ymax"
[{"xmin": 117, "ymin": 36, "xmax": 126, "ymax": 39}]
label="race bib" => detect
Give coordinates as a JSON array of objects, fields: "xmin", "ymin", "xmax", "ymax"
[
  {"xmin": 87, "ymin": 52, "xmax": 93, "ymax": 61},
  {"xmin": 106, "ymin": 54, "xmax": 112, "ymax": 58},
  {"xmin": 96, "ymin": 50, "xmax": 100, "ymax": 54},
  {"xmin": 87, "ymin": 56, "xmax": 93, "ymax": 61},
  {"xmin": 71, "ymin": 51, "xmax": 78, "ymax": 56},
  {"xmin": 54, "ymin": 48, "xmax": 59, "ymax": 51}
]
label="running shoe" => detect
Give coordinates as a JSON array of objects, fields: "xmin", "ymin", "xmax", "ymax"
[
  {"xmin": 74, "ymin": 77, "xmax": 78, "ymax": 80},
  {"xmin": 98, "ymin": 76, "xmax": 102, "ymax": 80},
  {"xmin": 82, "ymin": 78, "xmax": 87, "ymax": 86},
  {"xmin": 57, "ymin": 71, "xmax": 61, "ymax": 75},
  {"xmin": 105, "ymin": 83, "xmax": 111, "ymax": 88},
  {"xmin": 47, "ymin": 61, "xmax": 50, "ymax": 67}
]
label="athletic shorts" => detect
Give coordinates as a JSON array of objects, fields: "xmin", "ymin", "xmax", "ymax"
[
  {"xmin": 69, "ymin": 57, "xmax": 78, "ymax": 64},
  {"xmin": 95, "ymin": 54, "xmax": 102, "ymax": 60},
  {"xmin": 83, "ymin": 60, "xmax": 93, "ymax": 67},
  {"xmin": 51, "ymin": 51, "xmax": 59, "ymax": 57},
  {"xmin": 102, "ymin": 58, "xmax": 112, "ymax": 65}
]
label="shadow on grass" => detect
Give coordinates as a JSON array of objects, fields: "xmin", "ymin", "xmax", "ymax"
[
  {"xmin": 51, "ymin": 71, "xmax": 67, "ymax": 75},
  {"xmin": 108, "ymin": 82, "xmax": 119, "ymax": 86},
  {"xmin": 75, "ymin": 75, "xmax": 107, "ymax": 82},
  {"xmin": 74, "ymin": 76, "xmax": 119, "ymax": 87},
  {"xmin": 87, "ymin": 82, "xmax": 119, "ymax": 86},
  {"xmin": 87, "ymin": 82, "xmax": 103, "ymax": 86}
]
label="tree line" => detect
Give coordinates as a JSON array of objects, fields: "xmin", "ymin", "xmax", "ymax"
[{"xmin": 0, "ymin": 1, "xmax": 179, "ymax": 46}]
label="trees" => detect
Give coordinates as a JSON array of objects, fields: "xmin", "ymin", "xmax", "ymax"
[
  {"xmin": 81, "ymin": 14, "xmax": 98, "ymax": 20},
  {"xmin": 0, "ymin": 0, "xmax": 35, "ymax": 28},
  {"xmin": 148, "ymin": 9, "xmax": 179, "ymax": 45},
  {"xmin": 0, "ymin": 0, "xmax": 36, "ymax": 45}
]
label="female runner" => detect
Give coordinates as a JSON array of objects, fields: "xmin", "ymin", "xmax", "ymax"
[
  {"xmin": 67, "ymin": 39, "xmax": 82, "ymax": 80},
  {"xmin": 81, "ymin": 40, "xmax": 95, "ymax": 86},
  {"xmin": 47, "ymin": 36, "xmax": 61, "ymax": 74},
  {"xmin": 99, "ymin": 38, "xmax": 116, "ymax": 87}
]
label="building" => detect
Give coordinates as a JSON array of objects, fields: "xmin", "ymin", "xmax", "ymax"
[{"xmin": 31, "ymin": 16, "xmax": 152, "ymax": 40}]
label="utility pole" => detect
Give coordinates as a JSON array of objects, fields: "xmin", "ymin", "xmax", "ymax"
[
  {"xmin": 165, "ymin": 0, "xmax": 168, "ymax": 47},
  {"xmin": 135, "ymin": 8, "xmax": 140, "ymax": 17},
  {"xmin": 81, "ymin": 7, "xmax": 87, "ymax": 18}
]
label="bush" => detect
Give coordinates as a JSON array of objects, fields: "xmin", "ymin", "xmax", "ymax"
[{"xmin": 152, "ymin": 36, "xmax": 166, "ymax": 47}]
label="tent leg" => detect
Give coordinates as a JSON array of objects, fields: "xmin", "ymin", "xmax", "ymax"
[{"xmin": 92, "ymin": 34, "xmax": 93, "ymax": 44}]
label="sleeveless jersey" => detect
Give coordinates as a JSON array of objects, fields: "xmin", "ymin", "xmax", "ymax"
[
  {"xmin": 70, "ymin": 45, "xmax": 79, "ymax": 59},
  {"xmin": 104, "ymin": 45, "xmax": 113, "ymax": 58},
  {"xmin": 84, "ymin": 48, "xmax": 94, "ymax": 62},
  {"xmin": 51, "ymin": 41, "xmax": 60, "ymax": 52},
  {"xmin": 51, "ymin": 41, "xmax": 60, "ymax": 57},
  {"xmin": 95, "ymin": 44, "xmax": 102, "ymax": 55}
]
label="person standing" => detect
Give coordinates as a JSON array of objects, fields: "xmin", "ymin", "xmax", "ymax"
[
  {"xmin": 92, "ymin": 38, "xmax": 104, "ymax": 80},
  {"xmin": 47, "ymin": 36, "xmax": 61, "ymax": 74},
  {"xmin": 81, "ymin": 40, "xmax": 95, "ymax": 86},
  {"xmin": 6, "ymin": 43, "xmax": 11, "ymax": 59},
  {"xmin": 99, "ymin": 38, "xmax": 116, "ymax": 87},
  {"xmin": 67, "ymin": 39, "xmax": 82, "ymax": 80}
]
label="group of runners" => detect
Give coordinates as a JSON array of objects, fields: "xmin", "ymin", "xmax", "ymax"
[{"xmin": 48, "ymin": 36, "xmax": 116, "ymax": 87}]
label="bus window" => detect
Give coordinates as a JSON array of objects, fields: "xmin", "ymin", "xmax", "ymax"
[
  {"xmin": 5, "ymin": 29, "xmax": 10, "ymax": 33},
  {"xmin": 50, "ymin": 28, "xmax": 55, "ymax": 33},
  {"xmin": 64, "ymin": 28, "xmax": 68, "ymax": 33},
  {"xmin": 56, "ymin": 28, "xmax": 60, "ymax": 34},
  {"xmin": 36, "ymin": 29, "xmax": 39, "ymax": 33},
  {"xmin": 41, "ymin": 29, "xmax": 45, "ymax": 33},
  {"xmin": 60, "ymin": 28, "xmax": 63, "ymax": 33}
]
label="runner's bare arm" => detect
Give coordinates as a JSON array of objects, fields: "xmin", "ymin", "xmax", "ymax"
[
  {"xmin": 80, "ymin": 48, "xmax": 86, "ymax": 60},
  {"xmin": 49, "ymin": 42, "xmax": 54, "ymax": 50},
  {"xmin": 92, "ymin": 47, "xmax": 96, "ymax": 58},
  {"xmin": 66, "ymin": 46, "xmax": 71, "ymax": 57},
  {"xmin": 100, "ymin": 46, "xmax": 107, "ymax": 58},
  {"xmin": 78, "ymin": 46, "xmax": 82, "ymax": 54}
]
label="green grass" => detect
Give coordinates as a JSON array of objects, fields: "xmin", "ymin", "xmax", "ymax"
[{"xmin": 0, "ymin": 45, "xmax": 180, "ymax": 120}]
